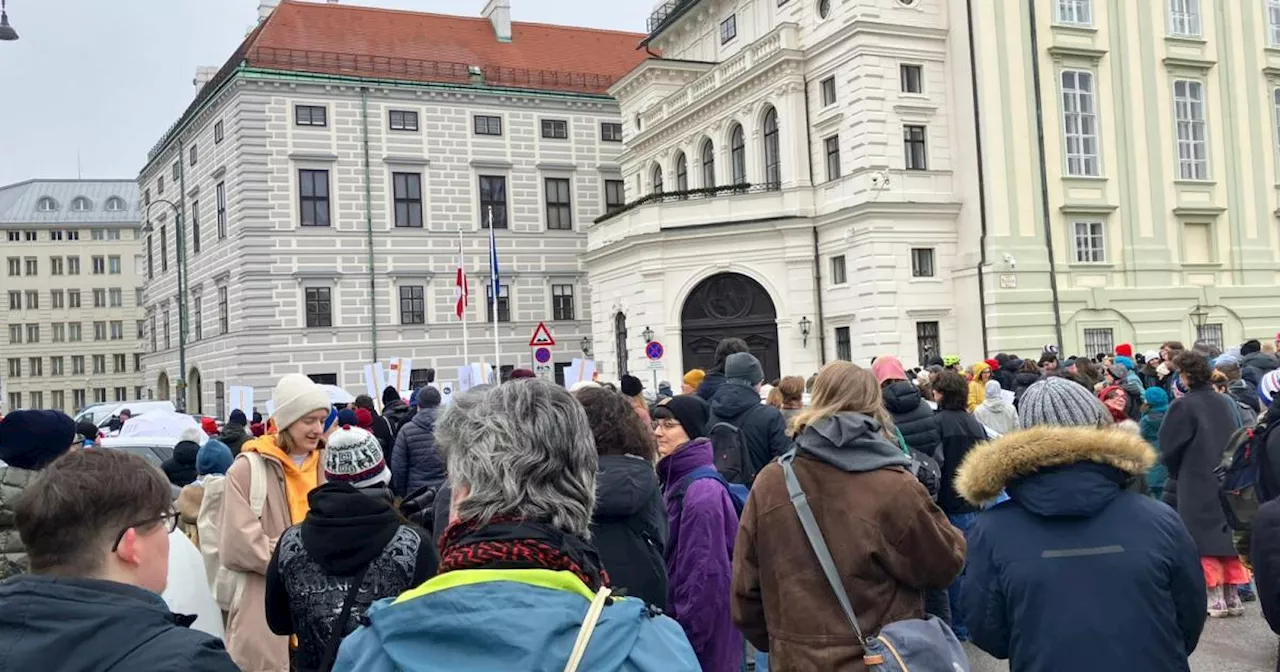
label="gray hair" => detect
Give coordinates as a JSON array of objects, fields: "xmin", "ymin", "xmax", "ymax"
[{"xmin": 436, "ymin": 379, "xmax": 598, "ymax": 539}]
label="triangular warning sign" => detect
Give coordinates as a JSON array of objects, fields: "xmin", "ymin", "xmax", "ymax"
[{"xmin": 529, "ymin": 321, "xmax": 556, "ymax": 347}]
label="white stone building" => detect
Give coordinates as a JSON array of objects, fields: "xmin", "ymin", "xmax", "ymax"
[
  {"xmin": 0, "ymin": 180, "xmax": 146, "ymax": 413},
  {"xmin": 138, "ymin": 0, "xmax": 647, "ymax": 414}
]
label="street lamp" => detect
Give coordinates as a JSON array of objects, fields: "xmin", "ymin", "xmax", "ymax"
[
  {"xmin": 580, "ymin": 336, "xmax": 592, "ymax": 358},
  {"xmin": 0, "ymin": 0, "xmax": 19, "ymax": 41},
  {"xmin": 1189, "ymin": 304, "xmax": 1209, "ymax": 331},
  {"xmin": 798, "ymin": 316, "xmax": 812, "ymax": 347},
  {"xmin": 642, "ymin": 326, "xmax": 654, "ymax": 344},
  {"xmin": 143, "ymin": 198, "xmax": 189, "ymax": 413}
]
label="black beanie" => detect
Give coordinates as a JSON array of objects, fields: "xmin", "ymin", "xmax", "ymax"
[
  {"xmin": 656, "ymin": 395, "xmax": 710, "ymax": 440},
  {"xmin": 620, "ymin": 375, "xmax": 644, "ymax": 398}
]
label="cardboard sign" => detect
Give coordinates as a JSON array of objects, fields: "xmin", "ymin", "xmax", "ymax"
[{"xmin": 226, "ymin": 386, "xmax": 254, "ymax": 421}]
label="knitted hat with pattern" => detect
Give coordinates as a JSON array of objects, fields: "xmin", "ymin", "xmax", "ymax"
[{"xmin": 324, "ymin": 426, "xmax": 391, "ymax": 489}]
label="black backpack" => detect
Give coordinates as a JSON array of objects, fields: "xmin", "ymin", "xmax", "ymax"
[{"xmin": 709, "ymin": 419, "xmax": 756, "ymax": 486}]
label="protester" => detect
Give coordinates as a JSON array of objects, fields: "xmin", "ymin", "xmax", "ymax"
[
  {"xmin": 967, "ymin": 361, "xmax": 992, "ymax": 412},
  {"xmin": 177, "ymin": 439, "xmax": 235, "ymax": 542},
  {"xmin": 992, "ymin": 353, "xmax": 1019, "ymax": 391},
  {"xmin": 220, "ymin": 373, "xmax": 329, "ymax": 671},
  {"xmin": 975, "ymin": 380, "xmax": 1019, "ymax": 436},
  {"xmin": 1012, "ymin": 359, "xmax": 1040, "ymax": 407},
  {"xmin": 1140, "ymin": 387, "xmax": 1171, "ymax": 501},
  {"xmin": 732, "ymin": 361, "xmax": 965, "ymax": 670},
  {"xmin": 1252, "ymin": 490, "xmax": 1280, "ymax": 671},
  {"xmin": 0, "ymin": 409, "xmax": 79, "ymax": 581},
  {"xmin": 163, "ymin": 436, "xmax": 202, "ymax": 488},
  {"xmin": 575, "ymin": 386, "xmax": 669, "ymax": 609},
  {"xmin": 875, "ymin": 355, "xmax": 941, "ymax": 458},
  {"xmin": 1099, "ymin": 385, "xmax": 1137, "ymax": 429},
  {"xmin": 771, "ymin": 375, "xmax": 806, "ymax": 424},
  {"xmin": 217, "ymin": 410, "xmax": 254, "ymax": 455},
  {"xmin": 958, "ymin": 376, "xmax": 1206, "ymax": 670},
  {"xmin": 379, "ymin": 386, "xmax": 414, "ymax": 438},
  {"xmin": 77, "ymin": 419, "xmax": 101, "ymax": 447},
  {"xmin": 651, "ymin": 394, "xmax": 741, "ymax": 671},
  {"xmin": 707, "ymin": 352, "xmax": 790, "ymax": 482},
  {"xmin": 1160, "ymin": 352, "xmax": 1249, "ymax": 617},
  {"xmin": 0, "ymin": 450, "xmax": 238, "ymax": 670},
  {"xmin": 1037, "ymin": 352, "xmax": 1059, "ymax": 375},
  {"xmin": 696, "ymin": 337, "xmax": 750, "ymax": 400},
  {"xmin": 333, "ymin": 380, "xmax": 699, "ymax": 671},
  {"xmin": 1212, "ymin": 370, "xmax": 1258, "ymax": 427},
  {"xmin": 266, "ymin": 426, "xmax": 436, "ymax": 672},
  {"xmin": 390, "ymin": 386, "xmax": 445, "ymax": 500},
  {"xmin": 1242, "ymin": 339, "xmax": 1280, "ymax": 386},
  {"xmin": 621, "ymin": 374, "xmax": 652, "ymax": 427},
  {"xmin": 351, "ymin": 395, "xmax": 394, "ymax": 457},
  {"xmin": 682, "ymin": 369, "xmax": 706, "ymax": 395}
]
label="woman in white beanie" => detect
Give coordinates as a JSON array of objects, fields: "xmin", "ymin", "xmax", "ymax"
[{"xmin": 219, "ymin": 373, "xmax": 331, "ymax": 671}]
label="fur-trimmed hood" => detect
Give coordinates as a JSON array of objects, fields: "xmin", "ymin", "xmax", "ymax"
[{"xmin": 956, "ymin": 425, "xmax": 1156, "ymax": 506}]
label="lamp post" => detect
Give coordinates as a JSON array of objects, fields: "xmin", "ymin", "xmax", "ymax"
[
  {"xmin": 580, "ymin": 336, "xmax": 592, "ymax": 358},
  {"xmin": 642, "ymin": 326, "xmax": 654, "ymax": 344},
  {"xmin": 798, "ymin": 315, "xmax": 812, "ymax": 348},
  {"xmin": 1189, "ymin": 304, "xmax": 1209, "ymax": 343},
  {"xmin": 0, "ymin": 0, "xmax": 18, "ymax": 41},
  {"xmin": 143, "ymin": 198, "xmax": 189, "ymax": 413}
]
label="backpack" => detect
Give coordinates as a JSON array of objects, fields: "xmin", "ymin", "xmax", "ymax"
[
  {"xmin": 1218, "ymin": 417, "xmax": 1277, "ymax": 530},
  {"xmin": 779, "ymin": 449, "xmax": 970, "ymax": 672},
  {"xmin": 709, "ymin": 419, "xmax": 756, "ymax": 486},
  {"xmin": 671, "ymin": 465, "xmax": 747, "ymax": 518},
  {"xmin": 199, "ymin": 452, "xmax": 268, "ymax": 612},
  {"xmin": 894, "ymin": 428, "xmax": 941, "ymax": 500}
]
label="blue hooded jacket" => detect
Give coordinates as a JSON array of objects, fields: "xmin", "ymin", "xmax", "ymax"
[{"xmin": 333, "ymin": 568, "xmax": 699, "ymax": 672}]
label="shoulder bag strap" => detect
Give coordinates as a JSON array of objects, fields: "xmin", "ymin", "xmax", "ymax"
[
  {"xmin": 779, "ymin": 449, "xmax": 866, "ymax": 644},
  {"xmin": 563, "ymin": 586, "xmax": 613, "ymax": 672},
  {"xmin": 317, "ymin": 564, "xmax": 373, "ymax": 672},
  {"xmin": 244, "ymin": 452, "xmax": 268, "ymax": 517}
]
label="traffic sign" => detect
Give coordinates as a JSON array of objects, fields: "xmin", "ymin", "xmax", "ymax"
[
  {"xmin": 529, "ymin": 321, "xmax": 556, "ymax": 347},
  {"xmin": 534, "ymin": 347, "xmax": 552, "ymax": 364},
  {"xmin": 645, "ymin": 341, "xmax": 664, "ymax": 361}
]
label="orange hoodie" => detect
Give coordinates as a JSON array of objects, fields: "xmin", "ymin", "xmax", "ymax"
[{"xmin": 241, "ymin": 434, "xmax": 322, "ymax": 524}]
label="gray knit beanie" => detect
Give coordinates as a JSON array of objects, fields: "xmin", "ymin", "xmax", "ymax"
[{"xmin": 1019, "ymin": 376, "xmax": 1110, "ymax": 429}]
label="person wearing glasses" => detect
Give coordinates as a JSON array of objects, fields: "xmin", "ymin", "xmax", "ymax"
[
  {"xmin": 0, "ymin": 409, "xmax": 80, "ymax": 581},
  {"xmin": 0, "ymin": 449, "xmax": 238, "ymax": 670}
]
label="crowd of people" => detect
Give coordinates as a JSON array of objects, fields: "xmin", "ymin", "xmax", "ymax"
[{"xmin": 1, "ymin": 332, "xmax": 1280, "ymax": 670}]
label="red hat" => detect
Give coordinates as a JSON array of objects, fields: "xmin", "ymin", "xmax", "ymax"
[
  {"xmin": 985, "ymin": 358, "xmax": 1000, "ymax": 371},
  {"xmin": 200, "ymin": 416, "xmax": 219, "ymax": 435},
  {"xmin": 1115, "ymin": 343, "xmax": 1134, "ymax": 358},
  {"xmin": 509, "ymin": 368, "xmax": 537, "ymax": 380},
  {"xmin": 354, "ymin": 407, "xmax": 374, "ymax": 430}
]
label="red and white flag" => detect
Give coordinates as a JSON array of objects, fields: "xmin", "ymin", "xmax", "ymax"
[{"xmin": 455, "ymin": 237, "xmax": 469, "ymax": 319}]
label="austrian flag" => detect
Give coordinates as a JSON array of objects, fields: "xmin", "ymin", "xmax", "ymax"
[{"xmin": 455, "ymin": 240, "xmax": 469, "ymax": 319}]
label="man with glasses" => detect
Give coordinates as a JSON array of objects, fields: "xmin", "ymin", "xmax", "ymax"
[{"xmin": 0, "ymin": 449, "xmax": 237, "ymax": 670}]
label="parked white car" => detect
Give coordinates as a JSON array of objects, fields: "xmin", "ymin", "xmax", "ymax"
[{"xmin": 74, "ymin": 400, "xmax": 176, "ymax": 430}]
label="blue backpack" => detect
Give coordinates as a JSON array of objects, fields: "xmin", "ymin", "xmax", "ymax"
[{"xmin": 671, "ymin": 466, "xmax": 747, "ymax": 518}]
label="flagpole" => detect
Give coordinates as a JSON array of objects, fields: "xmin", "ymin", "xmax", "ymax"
[
  {"xmin": 459, "ymin": 228, "xmax": 469, "ymax": 368},
  {"xmin": 489, "ymin": 206, "xmax": 500, "ymax": 383}
]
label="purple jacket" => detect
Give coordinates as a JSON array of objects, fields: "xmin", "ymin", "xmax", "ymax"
[{"xmin": 657, "ymin": 437, "xmax": 743, "ymax": 672}]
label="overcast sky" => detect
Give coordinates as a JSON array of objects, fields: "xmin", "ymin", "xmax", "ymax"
[{"xmin": 0, "ymin": 0, "xmax": 652, "ymax": 186}]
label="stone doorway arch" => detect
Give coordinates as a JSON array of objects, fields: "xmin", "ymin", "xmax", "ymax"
[{"xmin": 680, "ymin": 272, "xmax": 780, "ymax": 382}]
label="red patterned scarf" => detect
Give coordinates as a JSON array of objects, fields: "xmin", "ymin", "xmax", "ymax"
[{"xmin": 438, "ymin": 517, "xmax": 610, "ymax": 591}]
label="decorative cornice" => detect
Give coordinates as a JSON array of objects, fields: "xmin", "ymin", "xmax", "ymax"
[
  {"xmin": 1046, "ymin": 45, "xmax": 1108, "ymax": 61},
  {"xmin": 289, "ymin": 152, "xmax": 339, "ymax": 162},
  {"xmin": 1172, "ymin": 204, "xmax": 1226, "ymax": 216},
  {"xmin": 536, "ymin": 161, "xmax": 578, "ymax": 172},
  {"xmin": 1059, "ymin": 202, "xmax": 1119, "ymax": 214},
  {"xmin": 382, "ymin": 156, "xmax": 430, "ymax": 166},
  {"xmin": 1162, "ymin": 56, "xmax": 1215, "ymax": 72},
  {"xmin": 470, "ymin": 158, "xmax": 514, "ymax": 169}
]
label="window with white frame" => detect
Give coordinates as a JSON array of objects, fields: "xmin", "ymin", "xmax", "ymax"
[
  {"xmin": 1083, "ymin": 327, "xmax": 1115, "ymax": 356},
  {"xmin": 1061, "ymin": 70, "xmax": 1100, "ymax": 176},
  {"xmin": 1173, "ymin": 79, "xmax": 1208, "ymax": 180},
  {"xmin": 1056, "ymin": 0, "xmax": 1092, "ymax": 26},
  {"xmin": 1073, "ymin": 220, "xmax": 1106, "ymax": 262},
  {"xmin": 1168, "ymin": 0, "xmax": 1201, "ymax": 37},
  {"xmin": 1270, "ymin": 0, "xmax": 1280, "ymax": 47}
]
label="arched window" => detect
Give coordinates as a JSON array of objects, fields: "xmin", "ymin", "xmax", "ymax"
[
  {"xmin": 651, "ymin": 164, "xmax": 664, "ymax": 195},
  {"xmin": 763, "ymin": 107, "xmax": 781, "ymax": 189},
  {"xmin": 71, "ymin": 197, "xmax": 92, "ymax": 212},
  {"xmin": 675, "ymin": 152, "xmax": 688, "ymax": 192},
  {"xmin": 730, "ymin": 124, "xmax": 746, "ymax": 186},
  {"xmin": 614, "ymin": 312, "xmax": 629, "ymax": 376},
  {"xmin": 701, "ymin": 139, "xmax": 716, "ymax": 188},
  {"xmin": 105, "ymin": 196, "xmax": 127, "ymax": 212},
  {"xmin": 36, "ymin": 197, "xmax": 57, "ymax": 212},
  {"xmin": 819, "ymin": 0, "xmax": 832, "ymax": 18}
]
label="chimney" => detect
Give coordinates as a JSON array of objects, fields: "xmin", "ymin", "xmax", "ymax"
[
  {"xmin": 482, "ymin": 0, "xmax": 512, "ymax": 43},
  {"xmin": 258, "ymin": 0, "xmax": 279, "ymax": 22},
  {"xmin": 193, "ymin": 66, "xmax": 220, "ymax": 93}
]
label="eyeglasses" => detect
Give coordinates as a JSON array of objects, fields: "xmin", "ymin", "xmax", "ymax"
[
  {"xmin": 652, "ymin": 419, "xmax": 682, "ymax": 431},
  {"xmin": 111, "ymin": 509, "xmax": 180, "ymax": 552}
]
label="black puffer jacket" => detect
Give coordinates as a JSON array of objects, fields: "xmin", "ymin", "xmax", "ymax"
[
  {"xmin": 934, "ymin": 409, "xmax": 987, "ymax": 515},
  {"xmin": 390, "ymin": 408, "xmax": 445, "ymax": 499},
  {"xmin": 993, "ymin": 360, "xmax": 1020, "ymax": 392},
  {"xmin": 695, "ymin": 371, "xmax": 728, "ymax": 401},
  {"xmin": 1242, "ymin": 352, "xmax": 1280, "ymax": 380},
  {"xmin": 381, "ymin": 399, "xmax": 414, "ymax": 437},
  {"xmin": 1012, "ymin": 372, "xmax": 1041, "ymax": 408},
  {"xmin": 162, "ymin": 440, "xmax": 200, "ymax": 487},
  {"xmin": 882, "ymin": 381, "xmax": 941, "ymax": 460},
  {"xmin": 590, "ymin": 454, "xmax": 669, "ymax": 610},
  {"xmin": 215, "ymin": 424, "xmax": 252, "ymax": 456}
]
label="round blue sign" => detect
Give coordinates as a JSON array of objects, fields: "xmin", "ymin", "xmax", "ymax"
[
  {"xmin": 535, "ymin": 347, "xmax": 552, "ymax": 364},
  {"xmin": 645, "ymin": 341, "xmax": 664, "ymax": 361}
]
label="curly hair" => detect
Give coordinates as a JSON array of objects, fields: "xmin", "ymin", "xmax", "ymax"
[
  {"xmin": 574, "ymin": 386, "xmax": 657, "ymax": 462},
  {"xmin": 1174, "ymin": 350, "xmax": 1213, "ymax": 388},
  {"xmin": 933, "ymin": 370, "xmax": 970, "ymax": 412}
]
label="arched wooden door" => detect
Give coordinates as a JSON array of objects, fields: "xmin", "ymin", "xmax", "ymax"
[{"xmin": 681, "ymin": 273, "xmax": 780, "ymax": 382}]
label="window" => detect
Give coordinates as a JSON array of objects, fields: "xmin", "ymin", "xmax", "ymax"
[
  {"xmin": 69, "ymin": 322, "xmax": 81, "ymax": 341},
  {"xmin": 308, "ymin": 374, "xmax": 339, "ymax": 386},
  {"xmin": 29, "ymin": 357, "xmax": 42, "ymax": 377},
  {"xmin": 5, "ymin": 257, "xmax": 16, "ymax": 276},
  {"xmin": 675, "ymin": 153, "xmax": 689, "ymax": 192},
  {"xmin": 189, "ymin": 144, "xmax": 198, "ymax": 167},
  {"xmin": 6, "ymin": 290, "xmax": 17, "ymax": 310},
  {"xmin": 916, "ymin": 321, "xmax": 940, "ymax": 365},
  {"xmin": 830, "ymin": 255, "xmax": 847, "ymax": 284},
  {"xmin": 295, "ymin": 105, "xmax": 327, "ymax": 127},
  {"xmin": 68, "ymin": 290, "xmax": 82, "ymax": 309},
  {"xmin": 409, "ymin": 369, "xmax": 433, "ymax": 389},
  {"xmin": 305, "ymin": 287, "xmax": 332, "ymax": 328},
  {"xmin": 818, "ymin": 0, "xmax": 831, "ymax": 18},
  {"xmin": 904, "ymin": 125, "xmax": 928, "ymax": 170},
  {"xmin": 299, "ymin": 170, "xmax": 331, "ymax": 227},
  {"xmin": 93, "ymin": 289, "xmax": 106, "ymax": 308},
  {"xmin": 1271, "ymin": 0, "xmax": 1280, "ymax": 47},
  {"xmin": 820, "ymin": 76, "xmax": 837, "ymax": 106},
  {"xmin": 605, "ymin": 180, "xmax": 626, "ymax": 214},
  {"xmin": 37, "ymin": 196, "xmax": 57, "ymax": 212},
  {"xmin": 93, "ymin": 321, "xmax": 107, "ymax": 340},
  {"xmin": 389, "ymin": 109, "xmax": 419, "ymax": 131},
  {"xmin": 26, "ymin": 324, "xmax": 39, "ymax": 343},
  {"xmin": 651, "ymin": 165, "xmax": 664, "ymax": 195},
  {"xmin": 137, "ymin": 319, "xmax": 144, "ymax": 339},
  {"xmin": 216, "ymin": 181, "xmax": 227, "ymax": 239},
  {"xmin": 108, "ymin": 255, "xmax": 121, "ymax": 274},
  {"xmin": 24, "ymin": 257, "xmax": 37, "ymax": 275},
  {"xmin": 71, "ymin": 197, "xmax": 91, "ymax": 212},
  {"xmin": 92, "ymin": 255, "xmax": 105, "ymax": 275},
  {"xmin": 218, "ymin": 286, "xmax": 229, "ymax": 334},
  {"xmin": 486, "ymin": 284, "xmax": 511, "ymax": 323},
  {"xmin": 107, "ymin": 196, "xmax": 127, "ymax": 212},
  {"xmin": 23, "ymin": 231, "xmax": 35, "ymax": 241},
  {"xmin": 474, "ymin": 115, "xmax": 503, "ymax": 136},
  {"xmin": 52, "ymin": 323, "xmax": 65, "ymax": 342},
  {"xmin": 134, "ymin": 353, "xmax": 142, "ymax": 372},
  {"xmin": 107, "ymin": 229, "xmax": 118, "ymax": 240},
  {"xmin": 1073, "ymin": 220, "xmax": 1106, "ymax": 262},
  {"xmin": 7, "ymin": 324, "xmax": 20, "ymax": 344},
  {"xmin": 824, "ymin": 135, "xmax": 841, "ymax": 181},
  {"xmin": 50, "ymin": 256, "xmax": 63, "ymax": 275},
  {"xmin": 146, "ymin": 235, "xmax": 154, "ymax": 279},
  {"xmin": 545, "ymin": 178, "xmax": 572, "ymax": 229},
  {"xmin": 113, "ymin": 354, "xmax": 126, "ymax": 374},
  {"xmin": 763, "ymin": 108, "xmax": 781, "ymax": 189},
  {"xmin": 158, "ymin": 176, "xmax": 165, "ymax": 194},
  {"xmin": 1168, "ymin": 0, "xmax": 1201, "ymax": 37},
  {"xmin": 5, "ymin": 231, "xmax": 16, "ymax": 241},
  {"xmin": 1182, "ymin": 221, "xmax": 1214, "ymax": 263},
  {"xmin": 150, "ymin": 315, "xmax": 157, "ymax": 351},
  {"xmin": 835, "ymin": 327, "xmax": 852, "ymax": 361},
  {"xmin": 399, "ymin": 286, "xmax": 426, "ymax": 325},
  {"xmin": 7, "ymin": 393, "xmax": 19, "ymax": 411},
  {"xmin": 541, "ymin": 119, "xmax": 569, "ymax": 140},
  {"xmin": 191, "ymin": 201, "xmax": 201, "ymax": 253},
  {"xmin": 171, "ymin": 162, "xmax": 180, "ymax": 181},
  {"xmin": 161, "ymin": 225, "xmax": 168, "ymax": 271},
  {"xmin": 6, "ymin": 359, "xmax": 18, "ymax": 378},
  {"xmin": 1057, "ymin": 0, "xmax": 1093, "ymax": 26},
  {"xmin": 113, "ymin": 387, "xmax": 127, "ymax": 403},
  {"xmin": 67, "ymin": 255, "xmax": 79, "ymax": 275},
  {"xmin": 109, "ymin": 288, "xmax": 122, "ymax": 307},
  {"xmin": 52, "ymin": 357, "xmax": 63, "ymax": 377},
  {"xmin": 193, "ymin": 296, "xmax": 203, "ymax": 341},
  {"xmin": 479, "ymin": 176, "xmax": 508, "ymax": 229},
  {"xmin": 720, "ymin": 14, "xmax": 737, "ymax": 43},
  {"xmin": 23, "ymin": 290, "xmax": 36, "ymax": 310},
  {"xmin": 911, "ymin": 248, "xmax": 937, "ymax": 277},
  {"xmin": 730, "ymin": 125, "xmax": 747, "ymax": 185},
  {"xmin": 701, "ymin": 139, "xmax": 716, "ymax": 187},
  {"xmin": 214, "ymin": 120, "xmax": 224, "ymax": 144},
  {"xmin": 93, "ymin": 389, "xmax": 106, "ymax": 404},
  {"xmin": 1061, "ymin": 70, "xmax": 1100, "ymax": 176},
  {"xmin": 392, "ymin": 173, "xmax": 424, "ymax": 228},
  {"xmin": 900, "ymin": 64, "xmax": 923, "ymax": 94},
  {"xmin": 1083, "ymin": 327, "xmax": 1115, "ymax": 356},
  {"xmin": 1173, "ymin": 80, "xmax": 1208, "ymax": 180},
  {"xmin": 73, "ymin": 389, "xmax": 86, "ymax": 410},
  {"xmin": 552, "ymin": 284, "xmax": 575, "ymax": 321},
  {"xmin": 51, "ymin": 290, "xmax": 64, "ymax": 309},
  {"xmin": 601, "ymin": 122, "xmax": 624, "ymax": 142},
  {"xmin": 1197, "ymin": 323, "xmax": 1224, "ymax": 351}
]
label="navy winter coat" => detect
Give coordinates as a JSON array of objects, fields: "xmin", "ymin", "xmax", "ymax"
[
  {"xmin": 707, "ymin": 382, "xmax": 790, "ymax": 479},
  {"xmin": 390, "ymin": 407, "xmax": 445, "ymax": 499},
  {"xmin": 590, "ymin": 454, "xmax": 669, "ymax": 610},
  {"xmin": 934, "ymin": 409, "xmax": 986, "ymax": 515},
  {"xmin": 1250, "ymin": 497, "xmax": 1280, "ymax": 672},
  {"xmin": 0, "ymin": 575, "xmax": 238, "ymax": 672},
  {"xmin": 695, "ymin": 371, "xmax": 728, "ymax": 401},
  {"xmin": 881, "ymin": 381, "xmax": 941, "ymax": 461},
  {"xmin": 957, "ymin": 425, "xmax": 1206, "ymax": 672}
]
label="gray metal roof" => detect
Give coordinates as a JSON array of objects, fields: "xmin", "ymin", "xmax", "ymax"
[{"xmin": 0, "ymin": 179, "xmax": 140, "ymax": 226}]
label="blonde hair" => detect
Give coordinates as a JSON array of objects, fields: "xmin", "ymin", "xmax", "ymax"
[
  {"xmin": 789, "ymin": 361, "xmax": 894, "ymax": 439},
  {"xmin": 766, "ymin": 386, "xmax": 784, "ymax": 409}
]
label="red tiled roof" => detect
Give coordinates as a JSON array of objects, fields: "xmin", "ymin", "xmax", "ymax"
[{"xmin": 245, "ymin": 1, "xmax": 649, "ymax": 95}]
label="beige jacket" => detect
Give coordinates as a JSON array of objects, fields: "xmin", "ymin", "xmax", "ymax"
[{"xmin": 218, "ymin": 449, "xmax": 324, "ymax": 672}]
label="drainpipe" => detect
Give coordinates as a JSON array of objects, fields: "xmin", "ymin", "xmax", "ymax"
[
  {"xmin": 965, "ymin": 0, "xmax": 991, "ymax": 357},
  {"xmin": 1027, "ymin": 0, "xmax": 1066, "ymax": 350},
  {"xmin": 802, "ymin": 76, "xmax": 826, "ymax": 365},
  {"xmin": 361, "ymin": 87, "xmax": 378, "ymax": 362},
  {"xmin": 175, "ymin": 138, "xmax": 190, "ymax": 413}
]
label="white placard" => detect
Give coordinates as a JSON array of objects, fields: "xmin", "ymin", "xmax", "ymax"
[
  {"xmin": 226, "ymin": 386, "xmax": 254, "ymax": 421},
  {"xmin": 387, "ymin": 357, "xmax": 413, "ymax": 392},
  {"xmin": 431, "ymin": 381, "xmax": 456, "ymax": 406}
]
